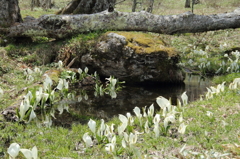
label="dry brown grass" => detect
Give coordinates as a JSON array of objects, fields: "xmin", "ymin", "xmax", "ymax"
[
  {"xmin": 18, "ymin": 0, "xmax": 240, "ymax": 17},
  {"xmin": 115, "ymin": 0, "xmax": 240, "ymax": 15}
]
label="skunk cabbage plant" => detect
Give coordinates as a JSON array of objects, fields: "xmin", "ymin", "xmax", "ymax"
[
  {"xmin": 144, "ymin": 120, "xmax": 150, "ymax": 133},
  {"xmin": 97, "ymin": 119, "xmax": 106, "ymax": 137},
  {"xmin": 181, "ymin": 92, "xmax": 188, "ymax": 106},
  {"xmin": 164, "ymin": 115, "xmax": 176, "ymax": 129},
  {"xmin": 88, "ymin": 119, "xmax": 97, "ymax": 135},
  {"xmin": 82, "ymin": 133, "xmax": 93, "ymax": 148},
  {"xmin": 178, "ymin": 122, "xmax": 187, "ymax": 135},
  {"xmin": 133, "ymin": 106, "xmax": 142, "ymax": 127},
  {"xmin": 20, "ymin": 146, "xmax": 38, "ymax": 159},
  {"xmin": 0, "ymin": 87, "xmax": 3, "ymax": 98},
  {"xmin": 105, "ymin": 135, "xmax": 116, "ymax": 153},
  {"xmin": 147, "ymin": 104, "xmax": 154, "ymax": 118},
  {"xmin": 153, "ymin": 114, "xmax": 161, "ymax": 137},
  {"xmin": 156, "ymin": 96, "xmax": 171, "ymax": 117},
  {"xmin": 156, "ymin": 96, "xmax": 171, "ymax": 110},
  {"xmin": 118, "ymin": 114, "xmax": 128, "ymax": 136},
  {"xmin": 122, "ymin": 132, "xmax": 138, "ymax": 148}
]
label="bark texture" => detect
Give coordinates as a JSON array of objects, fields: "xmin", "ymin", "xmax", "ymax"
[
  {"xmin": 2, "ymin": 8, "xmax": 240, "ymax": 38},
  {"xmin": 0, "ymin": 0, "xmax": 22, "ymax": 27}
]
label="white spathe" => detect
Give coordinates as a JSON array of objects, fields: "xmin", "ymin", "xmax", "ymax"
[
  {"xmin": 164, "ymin": 115, "xmax": 175, "ymax": 129},
  {"xmin": 84, "ymin": 67, "xmax": 89, "ymax": 74},
  {"xmin": 19, "ymin": 100, "xmax": 30, "ymax": 120},
  {"xmin": 206, "ymin": 111, "xmax": 213, "ymax": 118},
  {"xmin": 97, "ymin": 119, "xmax": 106, "ymax": 137},
  {"xmin": 0, "ymin": 87, "xmax": 3, "ymax": 97},
  {"xmin": 178, "ymin": 122, "xmax": 187, "ymax": 134},
  {"xmin": 28, "ymin": 108, "xmax": 36, "ymax": 123},
  {"xmin": 153, "ymin": 114, "xmax": 161, "ymax": 125},
  {"xmin": 88, "ymin": 119, "xmax": 96, "ymax": 135},
  {"xmin": 133, "ymin": 106, "xmax": 142, "ymax": 119},
  {"xmin": 82, "ymin": 133, "xmax": 93, "ymax": 148},
  {"xmin": 20, "ymin": 146, "xmax": 38, "ymax": 159},
  {"xmin": 105, "ymin": 143, "xmax": 115, "ymax": 152},
  {"xmin": 148, "ymin": 104, "xmax": 154, "ymax": 117},
  {"xmin": 181, "ymin": 91, "xmax": 188, "ymax": 106},
  {"xmin": 126, "ymin": 112, "xmax": 134, "ymax": 126},
  {"xmin": 156, "ymin": 96, "xmax": 171, "ymax": 110},
  {"xmin": 133, "ymin": 106, "xmax": 143, "ymax": 126},
  {"xmin": 7, "ymin": 143, "xmax": 20, "ymax": 159},
  {"xmin": 144, "ymin": 120, "xmax": 150, "ymax": 133}
]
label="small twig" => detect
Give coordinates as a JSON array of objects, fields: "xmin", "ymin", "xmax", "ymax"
[
  {"xmin": 67, "ymin": 56, "xmax": 78, "ymax": 68},
  {"xmin": 192, "ymin": 0, "xmax": 195, "ymax": 13}
]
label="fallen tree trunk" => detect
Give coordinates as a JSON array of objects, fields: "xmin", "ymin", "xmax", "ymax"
[{"xmin": 2, "ymin": 8, "xmax": 240, "ymax": 39}]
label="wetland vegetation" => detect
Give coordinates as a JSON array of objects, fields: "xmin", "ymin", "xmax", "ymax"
[{"xmin": 0, "ymin": 0, "xmax": 240, "ymax": 158}]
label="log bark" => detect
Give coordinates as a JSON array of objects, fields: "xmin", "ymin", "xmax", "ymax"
[{"xmin": 1, "ymin": 8, "xmax": 240, "ymax": 39}]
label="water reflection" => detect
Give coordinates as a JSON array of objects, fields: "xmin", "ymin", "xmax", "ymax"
[{"xmin": 52, "ymin": 75, "xmax": 211, "ymax": 126}]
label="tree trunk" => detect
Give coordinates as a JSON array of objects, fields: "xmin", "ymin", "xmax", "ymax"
[
  {"xmin": 57, "ymin": 0, "xmax": 116, "ymax": 15},
  {"xmin": 194, "ymin": 0, "xmax": 200, "ymax": 4},
  {"xmin": 192, "ymin": 0, "xmax": 195, "ymax": 13},
  {"xmin": 41, "ymin": 0, "xmax": 53, "ymax": 10},
  {"xmin": 185, "ymin": 0, "xmax": 199, "ymax": 8},
  {"xmin": 0, "ymin": 0, "xmax": 22, "ymax": 27},
  {"xmin": 185, "ymin": 0, "xmax": 191, "ymax": 8},
  {"xmin": 31, "ymin": 0, "xmax": 54, "ymax": 11},
  {"xmin": 31, "ymin": 0, "xmax": 41, "ymax": 10},
  {"xmin": 1, "ymin": 8, "xmax": 240, "ymax": 39},
  {"xmin": 146, "ymin": 0, "xmax": 154, "ymax": 13},
  {"xmin": 132, "ymin": 0, "xmax": 138, "ymax": 12}
]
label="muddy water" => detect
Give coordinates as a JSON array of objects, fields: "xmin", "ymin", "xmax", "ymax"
[{"xmin": 52, "ymin": 75, "xmax": 212, "ymax": 126}]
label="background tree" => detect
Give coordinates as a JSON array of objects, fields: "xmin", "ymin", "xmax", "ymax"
[
  {"xmin": 132, "ymin": 0, "xmax": 138, "ymax": 12},
  {"xmin": 0, "ymin": 0, "xmax": 22, "ymax": 27},
  {"xmin": 31, "ymin": 0, "xmax": 54, "ymax": 11},
  {"xmin": 185, "ymin": 0, "xmax": 191, "ymax": 8},
  {"xmin": 132, "ymin": 0, "xmax": 154, "ymax": 13},
  {"xmin": 185, "ymin": 0, "xmax": 200, "ymax": 8},
  {"xmin": 56, "ymin": 0, "xmax": 116, "ymax": 15},
  {"xmin": 146, "ymin": 0, "xmax": 154, "ymax": 13}
]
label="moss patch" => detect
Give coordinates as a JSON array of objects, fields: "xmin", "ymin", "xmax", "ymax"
[
  {"xmin": 107, "ymin": 31, "xmax": 178, "ymax": 57},
  {"xmin": 43, "ymin": 69, "xmax": 61, "ymax": 83}
]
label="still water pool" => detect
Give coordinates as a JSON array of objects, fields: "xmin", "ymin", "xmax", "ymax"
[{"xmin": 52, "ymin": 75, "xmax": 212, "ymax": 126}]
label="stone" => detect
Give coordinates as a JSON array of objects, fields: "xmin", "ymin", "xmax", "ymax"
[{"xmin": 81, "ymin": 31, "xmax": 184, "ymax": 84}]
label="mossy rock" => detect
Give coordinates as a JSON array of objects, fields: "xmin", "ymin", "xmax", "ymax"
[
  {"xmin": 80, "ymin": 31, "xmax": 184, "ymax": 84},
  {"xmin": 106, "ymin": 31, "xmax": 177, "ymax": 56}
]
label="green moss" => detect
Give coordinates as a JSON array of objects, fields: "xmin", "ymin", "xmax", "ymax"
[
  {"xmin": 44, "ymin": 69, "xmax": 61, "ymax": 83},
  {"xmin": 23, "ymin": 29, "xmax": 48, "ymax": 37},
  {"xmin": 106, "ymin": 31, "xmax": 178, "ymax": 57}
]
